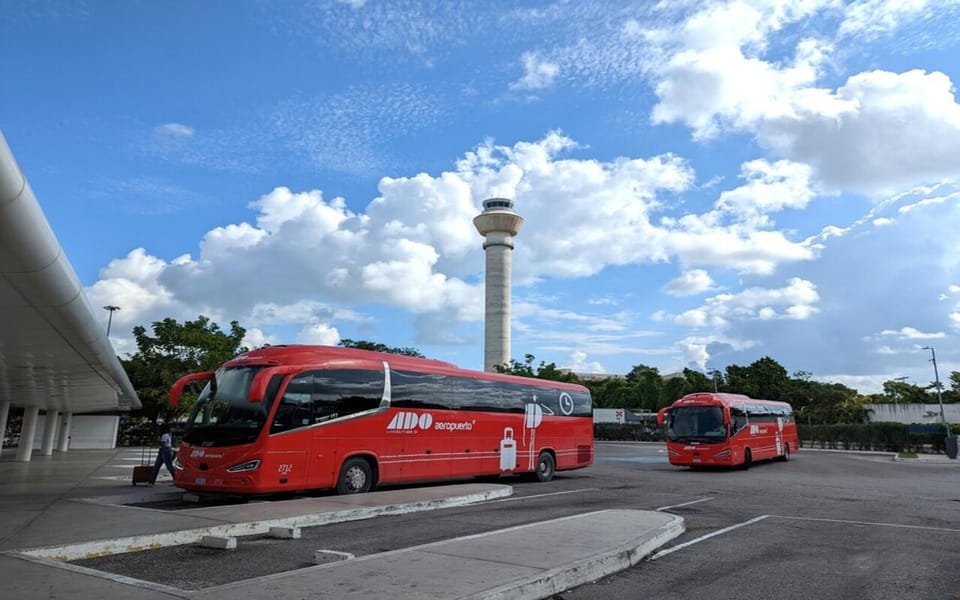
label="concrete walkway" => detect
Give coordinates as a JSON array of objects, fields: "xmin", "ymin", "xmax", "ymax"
[{"xmin": 0, "ymin": 448, "xmax": 683, "ymax": 599}]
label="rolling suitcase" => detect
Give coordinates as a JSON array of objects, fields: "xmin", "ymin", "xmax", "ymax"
[{"xmin": 132, "ymin": 443, "xmax": 153, "ymax": 485}]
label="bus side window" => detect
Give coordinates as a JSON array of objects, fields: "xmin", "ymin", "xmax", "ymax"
[
  {"xmin": 271, "ymin": 374, "xmax": 313, "ymax": 434},
  {"xmin": 313, "ymin": 369, "xmax": 384, "ymax": 421},
  {"xmin": 731, "ymin": 407, "xmax": 748, "ymax": 434}
]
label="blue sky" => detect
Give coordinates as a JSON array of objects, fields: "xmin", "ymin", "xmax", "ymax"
[{"xmin": 2, "ymin": 0, "xmax": 959, "ymax": 393}]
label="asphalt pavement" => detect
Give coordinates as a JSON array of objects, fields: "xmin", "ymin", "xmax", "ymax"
[{"xmin": 0, "ymin": 446, "xmax": 683, "ymax": 599}]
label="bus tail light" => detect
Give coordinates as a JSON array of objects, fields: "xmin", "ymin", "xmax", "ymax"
[{"xmin": 226, "ymin": 459, "xmax": 262, "ymax": 473}]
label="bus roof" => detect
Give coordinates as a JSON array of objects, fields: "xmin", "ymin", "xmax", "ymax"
[
  {"xmin": 672, "ymin": 392, "xmax": 791, "ymax": 408},
  {"xmin": 223, "ymin": 344, "xmax": 590, "ymax": 392}
]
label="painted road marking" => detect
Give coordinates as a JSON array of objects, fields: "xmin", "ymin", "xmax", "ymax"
[
  {"xmin": 488, "ymin": 488, "xmax": 600, "ymax": 504},
  {"xmin": 770, "ymin": 515, "xmax": 960, "ymax": 533},
  {"xmin": 650, "ymin": 515, "xmax": 770, "ymax": 560},
  {"xmin": 656, "ymin": 497, "xmax": 715, "ymax": 512},
  {"xmin": 598, "ymin": 456, "xmax": 669, "ymax": 463}
]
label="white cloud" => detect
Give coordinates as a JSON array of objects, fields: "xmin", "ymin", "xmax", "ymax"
[
  {"xmin": 564, "ymin": 350, "xmax": 606, "ymax": 375},
  {"xmin": 93, "ymin": 133, "xmax": 836, "ymax": 355},
  {"xmin": 839, "ymin": 0, "xmax": 959, "ymax": 41},
  {"xmin": 643, "ymin": 2, "xmax": 960, "ymax": 194},
  {"xmin": 879, "ymin": 327, "xmax": 946, "ymax": 340},
  {"xmin": 716, "ymin": 160, "xmax": 816, "ymax": 222},
  {"xmin": 242, "ymin": 328, "xmax": 279, "ymax": 349},
  {"xmin": 296, "ymin": 322, "xmax": 341, "ymax": 346},
  {"xmin": 665, "ymin": 278, "xmax": 821, "ymax": 329},
  {"xmin": 872, "ymin": 217, "xmax": 894, "ymax": 226},
  {"xmin": 156, "ymin": 123, "xmax": 194, "ymax": 137},
  {"xmin": 510, "ymin": 52, "xmax": 560, "ymax": 91},
  {"xmin": 663, "ymin": 269, "xmax": 715, "ymax": 296}
]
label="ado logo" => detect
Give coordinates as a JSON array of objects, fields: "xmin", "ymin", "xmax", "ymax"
[{"xmin": 387, "ymin": 411, "xmax": 433, "ymax": 431}]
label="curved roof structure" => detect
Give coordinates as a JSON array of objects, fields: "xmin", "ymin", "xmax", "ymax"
[{"xmin": 0, "ymin": 131, "xmax": 139, "ymax": 413}]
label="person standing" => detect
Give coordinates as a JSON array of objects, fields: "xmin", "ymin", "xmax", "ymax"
[{"xmin": 150, "ymin": 423, "xmax": 176, "ymax": 485}]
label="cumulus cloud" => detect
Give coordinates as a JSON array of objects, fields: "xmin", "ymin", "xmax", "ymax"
[
  {"xmin": 92, "ymin": 132, "xmax": 832, "ymax": 364},
  {"xmin": 664, "ymin": 278, "xmax": 821, "ymax": 329},
  {"xmin": 878, "ymin": 327, "xmax": 946, "ymax": 340},
  {"xmin": 643, "ymin": 1, "xmax": 960, "ymax": 194},
  {"xmin": 564, "ymin": 350, "xmax": 606, "ymax": 375},
  {"xmin": 663, "ymin": 269, "xmax": 715, "ymax": 296}
]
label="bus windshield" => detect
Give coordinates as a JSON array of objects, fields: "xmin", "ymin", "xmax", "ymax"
[
  {"xmin": 183, "ymin": 366, "xmax": 273, "ymax": 446},
  {"xmin": 667, "ymin": 405, "xmax": 727, "ymax": 443}
]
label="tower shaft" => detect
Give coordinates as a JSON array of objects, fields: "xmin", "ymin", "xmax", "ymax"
[{"xmin": 474, "ymin": 198, "xmax": 523, "ymax": 373}]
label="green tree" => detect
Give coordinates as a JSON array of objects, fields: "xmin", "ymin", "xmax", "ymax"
[
  {"xmin": 681, "ymin": 368, "xmax": 715, "ymax": 394},
  {"xmin": 495, "ymin": 354, "xmax": 580, "ymax": 383},
  {"xmin": 877, "ymin": 379, "xmax": 929, "ymax": 404},
  {"xmin": 338, "ymin": 339, "xmax": 425, "ymax": 358},
  {"xmin": 122, "ymin": 316, "xmax": 247, "ymax": 423}
]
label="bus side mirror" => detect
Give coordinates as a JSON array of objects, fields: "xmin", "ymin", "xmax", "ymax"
[
  {"xmin": 248, "ymin": 369, "xmax": 273, "ymax": 403},
  {"xmin": 168, "ymin": 372, "xmax": 215, "ymax": 407},
  {"xmin": 656, "ymin": 408, "xmax": 669, "ymax": 427},
  {"xmin": 247, "ymin": 366, "xmax": 297, "ymax": 403}
]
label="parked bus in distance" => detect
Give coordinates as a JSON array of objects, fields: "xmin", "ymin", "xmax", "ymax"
[
  {"xmin": 656, "ymin": 393, "xmax": 797, "ymax": 469},
  {"xmin": 167, "ymin": 345, "xmax": 594, "ymax": 495}
]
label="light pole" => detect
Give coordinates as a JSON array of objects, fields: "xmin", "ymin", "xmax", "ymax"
[
  {"xmin": 892, "ymin": 376, "xmax": 908, "ymax": 404},
  {"xmin": 103, "ymin": 305, "xmax": 120, "ymax": 336},
  {"xmin": 922, "ymin": 346, "xmax": 955, "ymax": 458},
  {"xmin": 706, "ymin": 365, "xmax": 719, "ymax": 393}
]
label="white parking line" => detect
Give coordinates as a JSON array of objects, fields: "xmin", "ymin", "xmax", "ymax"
[
  {"xmin": 487, "ymin": 488, "xmax": 600, "ymax": 504},
  {"xmin": 649, "ymin": 515, "xmax": 770, "ymax": 560},
  {"xmin": 770, "ymin": 515, "xmax": 960, "ymax": 533},
  {"xmin": 656, "ymin": 497, "xmax": 714, "ymax": 512}
]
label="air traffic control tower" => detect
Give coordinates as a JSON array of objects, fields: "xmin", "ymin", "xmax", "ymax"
[{"xmin": 473, "ymin": 197, "xmax": 524, "ymax": 372}]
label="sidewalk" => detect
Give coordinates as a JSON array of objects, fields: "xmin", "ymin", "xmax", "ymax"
[{"xmin": 0, "ymin": 448, "xmax": 683, "ymax": 599}]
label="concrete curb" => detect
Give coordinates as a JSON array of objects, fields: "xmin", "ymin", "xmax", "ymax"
[
  {"xmin": 12, "ymin": 485, "xmax": 513, "ymax": 561},
  {"xmin": 466, "ymin": 511, "xmax": 684, "ymax": 600}
]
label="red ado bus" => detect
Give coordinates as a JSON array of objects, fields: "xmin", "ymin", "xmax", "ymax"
[
  {"xmin": 167, "ymin": 345, "xmax": 594, "ymax": 494},
  {"xmin": 656, "ymin": 393, "xmax": 798, "ymax": 468}
]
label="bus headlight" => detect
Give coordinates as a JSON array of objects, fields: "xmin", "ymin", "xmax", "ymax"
[
  {"xmin": 173, "ymin": 455, "xmax": 184, "ymax": 470},
  {"xmin": 714, "ymin": 449, "xmax": 731, "ymax": 457},
  {"xmin": 226, "ymin": 459, "xmax": 261, "ymax": 473}
]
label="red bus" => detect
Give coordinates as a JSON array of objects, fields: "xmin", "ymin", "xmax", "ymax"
[
  {"xmin": 656, "ymin": 393, "xmax": 798, "ymax": 468},
  {"xmin": 167, "ymin": 345, "xmax": 594, "ymax": 494}
]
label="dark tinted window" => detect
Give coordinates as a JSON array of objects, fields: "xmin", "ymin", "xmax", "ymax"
[
  {"xmin": 313, "ymin": 369, "xmax": 384, "ymax": 421},
  {"xmin": 270, "ymin": 374, "xmax": 313, "ymax": 434},
  {"xmin": 390, "ymin": 371, "xmax": 591, "ymax": 416},
  {"xmin": 744, "ymin": 403, "xmax": 793, "ymax": 424},
  {"xmin": 391, "ymin": 371, "xmax": 454, "ymax": 409},
  {"xmin": 455, "ymin": 378, "xmax": 504, "ymax": 411}
]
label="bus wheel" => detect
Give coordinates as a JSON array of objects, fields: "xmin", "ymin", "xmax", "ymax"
[
  {"xmin": 337, "ymin": 457, "xmax": 374, "ymax": 494},
  {"xmin": 781, "ymin": 443, "xmax": 791, "ymax": 462},
  {"xmin": 535, "ymin": 451, "xmax": 556, "ymax": 482},
  {"xmin": 741, "ymin": 448, "xmax": 752, "ymax": 470}
]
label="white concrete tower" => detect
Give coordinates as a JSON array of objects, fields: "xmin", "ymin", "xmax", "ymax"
[{"xmin": 473, "ymin": 197, "xmax": 524, "ymax": 372}]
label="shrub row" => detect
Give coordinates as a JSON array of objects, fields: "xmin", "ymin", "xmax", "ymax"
[
  {"xmin": 594, "ymin": 423, "xmax": 664, "ymax": 442},
  {"xmin": 798, "ymin": 422, "xmax": 960, "ymax": 453},
  {"xmin": 593, "ymin": 422, "xmax": 960, "ymax": 454}
]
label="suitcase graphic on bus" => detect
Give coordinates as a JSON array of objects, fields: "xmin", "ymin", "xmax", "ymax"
[{"xmin": 500, "ymin": 427, "xmax": 517, "ymax": 471}]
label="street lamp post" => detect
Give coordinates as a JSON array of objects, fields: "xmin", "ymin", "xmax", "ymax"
[
  {"xmin": 103, "ymin": 305, "xmax": 120, "ymax": 336},
  {"xmin": 705, "ymin": 365, "xmax": 718, "ymax": 393},
  {"xmin": 922, "ymin": 345, "xmax": 956, "ymax": 459},
  {"xmin": 892, "ymin": 376, "xmax": 909, "ymax": 404}
]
